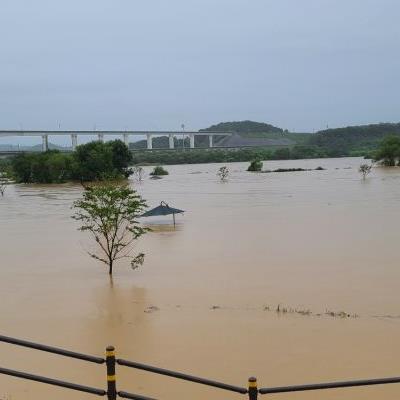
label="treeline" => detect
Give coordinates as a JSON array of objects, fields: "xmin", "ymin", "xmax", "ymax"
[
  {"xmin": 11, "ymin": 140, "xmax": 132, "ymax": 183},
  {"xmin": 310, "ymin": 123, "xmax": 400, "ymax": 157},
  {"xmin": 131, "ymin": 145, "xmax": 327, "ymax": 165}
]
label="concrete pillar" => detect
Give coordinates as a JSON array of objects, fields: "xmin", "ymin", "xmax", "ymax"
[
  {"xmin": 208, "ymin": 135, "xmax": 213, "ymax": 148},
  {"xmin": 146, "ymin": 134, "xmax": 153, "ymax": 150},
  {"xmin": 98, "ymin": 133, "xmax": 104, "ymax": 142},
  {"xmin": 42, "ymin": 135, "xmax": 48, "ymax": 152},
  {"xmin": 71, "ymin": 134, "xmax": 78, "ymax": 151},
  {"xmin": 189, "ymin": 134, "xmax": 195, "ymax": 149},
  {"xmin": 169, "ymin": 134, "xmax": 174, "ymax": 149},
  {"xmin": 123, "ymin": 133, "xmax": 129, "ymax": 147}
]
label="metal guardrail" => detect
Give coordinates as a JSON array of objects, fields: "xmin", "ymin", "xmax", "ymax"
[
  {"xmin": 0, "ymin": 334, "xmax": 400, "ymax": 399},
  {"xmin": 0, "ymin": 334, "xmax": 104, "ymax": 364},
  {"xmin": 117, "ymin": 358, "xmax": 247, "ymax": 394},
  {"xmin": 259, "ymin": 376, "xmax": 400, "ymax": 394},
  {"xmin": 0, "ymin": 366, "xmax": 106, "ymax": 396}
]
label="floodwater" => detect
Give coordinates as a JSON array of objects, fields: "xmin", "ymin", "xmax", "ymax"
[{"xmin": 0, "ymin": 157, "xmax": 400, "ymax": 400}]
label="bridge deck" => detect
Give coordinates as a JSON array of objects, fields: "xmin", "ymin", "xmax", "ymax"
[{"xmin": 0, "ymin": 130, "xmax": 231, "ymax": 137}]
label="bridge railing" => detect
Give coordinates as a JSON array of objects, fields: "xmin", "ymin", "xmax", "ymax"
[{"xmin": 0, "ymin": 333, "xmax": 400, "ymax": 399}]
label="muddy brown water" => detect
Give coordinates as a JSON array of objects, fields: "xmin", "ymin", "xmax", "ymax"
[{"xmin": 0, "ymin": 157, "xmax": 399, "ymax": 399}]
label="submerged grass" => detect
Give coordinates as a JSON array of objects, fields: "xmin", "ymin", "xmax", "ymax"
[{"xmin": 263, "ymin": 304, "xmax": 359, "ymax": 319}]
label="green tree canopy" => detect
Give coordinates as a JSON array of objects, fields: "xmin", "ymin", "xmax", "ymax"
[
  {"xmin": 374, "ymin": 136, "xmax": 400, "ymax": 166},
  {"xmin": 72, "ymin": 183, "xmax": 148, "ymax": 275}
]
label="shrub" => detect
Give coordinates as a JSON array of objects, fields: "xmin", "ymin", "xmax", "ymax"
[
  {"xmin": 217, "ymin": 166, "xmax": 229, "ymax": 181},
  {"xmin": 359, "ymin": 163, "xmax": 372, "ymax": 179},
  {"xmin": 12, "ymin": 151, "xmax": 73, "ymax": 183},
  {"xmin": 374, "ymin": 136, "xmax": 400, "ymax": 166},
  {"xmin": 10, "ymin": 140, "xmax": 132, "ymax": 183},
  {"xmin": 247, "ymin": 160, "xmax": 263, "ymax": 172},
  {"xmin": 150, "ymin": 166, "xmax": 169, "ymax": 176}
]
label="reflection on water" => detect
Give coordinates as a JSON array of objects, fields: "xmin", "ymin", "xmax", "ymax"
[{"xmin": 0, "ymin": 158, "xmax": 400, "ymax": 399}]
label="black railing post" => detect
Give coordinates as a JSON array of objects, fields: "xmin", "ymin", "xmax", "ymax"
[
  {"xmin": 248, "ymin": 377, "xmax": 257, "ymax": 400},
  {"xmin": 106, "ymin": 346, "xmax": 117, "ymax": 400}
]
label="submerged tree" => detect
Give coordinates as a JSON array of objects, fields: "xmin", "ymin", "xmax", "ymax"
[
  {"xmin": 374, "ymin": 136, "xmax": 400, "ymax": 166},
  {"xmin": 217, "ymin": 166, "xmax": 229, "ymax": 181},
  {"xmin": 132, "ymin": 165, "xmax": 144, "ymax": 182},
  {"xmin": 0, "ymin": 178, "xmax": 6, "ymax": 196},
  {"xmin": 0, "ymin": 163, "xmax": 10, "ymax": 196},
  {"xmin": 150, "ymin": 166, "xmax": 169, "ymax": 176},
  {"xmin": 359, "ymin": 163, "xmax": 372, "ymax": 179},
  {"xmin": 72, "ymin": 183, "xmax": 148, "ymax": 275},
  {"xmin": 247, "ymin": 159, "xmax": 263, "ymax": 172}
]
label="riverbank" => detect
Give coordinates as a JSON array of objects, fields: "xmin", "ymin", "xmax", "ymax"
[{"xmin": 130, "ymin": 146, "xmax": 330, "ymax": 166}]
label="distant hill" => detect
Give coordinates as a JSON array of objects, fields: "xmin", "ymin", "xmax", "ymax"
[
  {"xmin": 200, "ymin": 120, "xmax": 283, "ymax": 134},
  {"xmin": 0, "ymin": 142, "xmax": 67, "ymax": 152},
  {"xmin": 309, "ymin": 122, "xmax": 400, "ymax": 156},
  {"xmin": 130, "ymin": 120, "xmax": 311, "ymax": 149}
]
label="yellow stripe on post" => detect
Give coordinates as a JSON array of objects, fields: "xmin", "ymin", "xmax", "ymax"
[
  {"xmin": 106, "ymin": 346, "xmax": 116, "ymax": 400},
  {"xmin": 248, "ymin": 377, "xmax": 258, "ymax": 400}
]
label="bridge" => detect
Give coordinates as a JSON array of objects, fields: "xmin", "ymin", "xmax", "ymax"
[{"xmin": 0, "ymin": 130, "xmax": 231, "ymax": 152}]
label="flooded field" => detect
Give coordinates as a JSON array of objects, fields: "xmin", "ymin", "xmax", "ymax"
[{"xmin": 0, "ymin": 157, "xmax": 400, "ymax": 399}]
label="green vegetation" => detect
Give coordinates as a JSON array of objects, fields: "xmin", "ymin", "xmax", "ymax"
[
  {"xmin": 247, "ymin": 160, "xmax": 263, "ymax": 172},
  {"xmin": 12, "ymin": 150, "xmax": 72, "ymax": 183},
  {"xmin": 72, "ymin": 183, "xmax": 148, "ymax": 276},
  {"xmin": 265, "ymin": 167, "xmax": 325, "ymax": 173},
  {"xmin": 310, "ymin": 123, "xmax": 400, "ymax": 157},
  {"xmin": 374, "ymin": 136, "xmax": 400, "ymax": 166},
  {"xmin": 72, "ymin": 140, "xmax": 132, "ymax": 181},
  {"xmin": 200, "ymin": 120, "xmax": 284, "ymax": 134},
  {"xmin": 5, "ymin": 121, "xmax": 400, "ymax": 174},
  {"xmin": 150, "ymin": 166, "xmax": 169, "ymax": 176},
  {"xmin": 131, "ymin": 145, "xmax": 326, "ymax": 166},
  {"xmin": 129, "ymin": 121, "xmax": 400, "ymax": 164},
  {"xmin": 10, "ymin": 140, "xmax": 132, "ymax": 183}
]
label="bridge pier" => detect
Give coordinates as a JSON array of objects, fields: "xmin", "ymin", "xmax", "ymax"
[
  {"xmin": 189, "ymin": 134, "xmax": 195, "ymax": 149},
  {"xmin": 123, "ymin": 134, "xmax": 129, "ymax": 147},
  {"xmin": 98, "ymin": 133, "xmax": 104, "ymax": 142},
  {"xmin": 71, "ymin": 134, "xmax": 78, "ymax": 151},
  {"xmin": 42, "ymin": 135, "xmax": 48, "ymax": 152},
  {"xmin": 208, "ymin": 135, "xmax": 213, "ymax": 148},
  {"xmin": 146, "ymin": 134, "xmax": 153, "ymax": 150},
  {"xmin": 169, "ymin": 134, "xmax": 174, "ymax": 149}
]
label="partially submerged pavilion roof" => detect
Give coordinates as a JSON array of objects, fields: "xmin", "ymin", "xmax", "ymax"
[{"xmin": 141, "ymin": 201, "xmax": 184, "ymax": 218}]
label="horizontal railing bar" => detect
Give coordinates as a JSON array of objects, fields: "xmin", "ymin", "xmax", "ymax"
[
  {"xmin": 118, "ymin": 391, "xmax": 158, "ymax": 400},
  {"xmin": 0, "ymin": 334, "xmax": 105, "ymax": 364},
  {"xmin": 259, "ymin": 376, "xmax": 400, "ymax": 394},
  {"xmin": 0, "ymin": 366, "xmax": 106, "ymax": 396},
  {"xmin": 117, "ymin": 359, "xmax": 247, "ymax": 394}
]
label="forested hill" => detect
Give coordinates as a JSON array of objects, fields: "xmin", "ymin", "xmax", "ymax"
[
  {"xmin": 309, "ymin": 123, "xmax": 400, "ymax": 156},
  {"xmin": 129, "ymin": 120, "xmax": 400, "ymax": 157},
  {"xmin": 200, "ymin": 120, "xmax": 284, "ymax": 134}
]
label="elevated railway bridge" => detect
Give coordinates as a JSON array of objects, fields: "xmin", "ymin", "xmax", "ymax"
[{"xmin": 0, "ymin": 130, "xmax": 232, "ymax": 153}]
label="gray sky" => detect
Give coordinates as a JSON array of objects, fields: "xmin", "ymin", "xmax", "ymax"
[{"xmin": 1, "ymin": 0, "xmax": 399, "ymax": 145}]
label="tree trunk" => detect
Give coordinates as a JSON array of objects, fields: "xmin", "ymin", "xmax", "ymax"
[{"xmin": 108, "ymin": 261, "xmax": 113, "ymax": 275}]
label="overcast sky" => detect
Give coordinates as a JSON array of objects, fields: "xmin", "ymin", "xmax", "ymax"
[{"xmin": 1, "ymin": 0, "xmax": 399, "ymax": 145}]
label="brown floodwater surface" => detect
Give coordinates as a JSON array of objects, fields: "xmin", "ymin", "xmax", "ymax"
[{"xmin": 0, "ymin": 157, "xmax": 400, "ymax": 399}]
